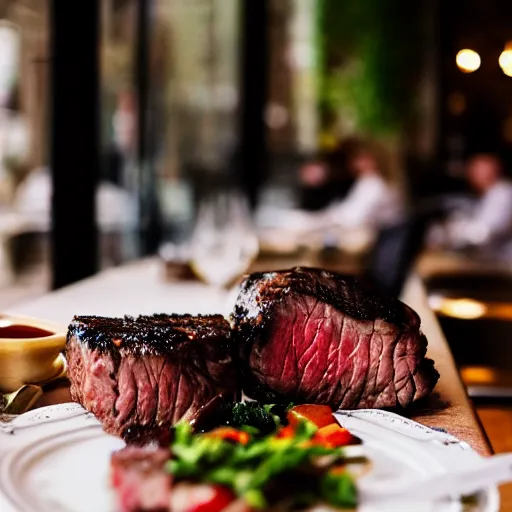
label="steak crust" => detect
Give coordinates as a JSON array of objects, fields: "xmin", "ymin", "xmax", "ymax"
[
  {"xmin": 66, "ymin": 314, "xmax": 238, "ymax": 438},
  {"xmin": 231, "ymin": 267, "xmax": 439, "ymax": 409}
]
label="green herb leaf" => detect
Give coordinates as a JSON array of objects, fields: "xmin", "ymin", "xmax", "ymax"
[
  {"xmin": 205, "ymin": 467, "xmax": 238, "ymax": 486},
  {"xmin": 174, "ymin": 421, "xmax": 192, "ymax": 445},
  {"xmin": 320, "ymin": 471, "xmax": 358, "ymax": 508},
  {"xmin": 294, "ymin": 418, "xmax": 319, "ymax": 439},
  {"xmin": 243, "ymin": 489, "xmax": 267, "ymax": 509},
  {"xmin": 239, "ymin": 425, "xmax": 261, "ymax": 436}
]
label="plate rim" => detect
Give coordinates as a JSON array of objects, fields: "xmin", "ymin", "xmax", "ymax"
[
  {"xmin": 335, "ymin": 409, "xmax": 501, "ymax": 511},
  {"xmin": 1, "ymin": 423, "xmax": 109, "ymax": 512}
]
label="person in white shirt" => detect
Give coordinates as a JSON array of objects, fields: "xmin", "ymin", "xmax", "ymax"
[
  {"xmin": 432, "ymin": 154, "xmax": 512, "ymax": 256},
  {"xmin": 257, "ymin": 142, "xmax": 404, "ymax": 254},
  {"xmin": 324, "ymin": 146, "xmax": 404, "ymax": 229}
]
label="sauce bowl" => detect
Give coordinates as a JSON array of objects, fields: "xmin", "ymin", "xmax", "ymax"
[{"xmin": 0, "ymin": 314, "xmax": 67, "ymax": 392}]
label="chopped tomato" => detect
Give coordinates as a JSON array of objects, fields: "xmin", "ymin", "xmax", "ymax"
[
  {"xmin": 186, "ymin": 485, "xmax": 235, "ymax": 512},
  {"xmin": 205, "ymin": 427, "xmax": 250, "ymax": 445},
  {"xmin": 275, "ymin": 425, "xmax": 295, "ymax": 439},
  {"xmin": 313, "ymin": 423, "xmax": 354, "ymax": 447},
  {"xmin": 287, "ymin": 404, "xmax": 335, "ymax": 429}
]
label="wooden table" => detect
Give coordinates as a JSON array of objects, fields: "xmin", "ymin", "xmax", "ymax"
[
  {"xmin": 6, "ymin": 257, "xmax": 491, "ymax": 456},
  {"xmin": 400, "ymin": 275, "xmax": 491, "ymax": 455},
  {"xmin": 417, "ymin": 249, "xmax": 512, "ymax": 280}
]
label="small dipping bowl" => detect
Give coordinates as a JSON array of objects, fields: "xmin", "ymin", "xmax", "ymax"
[{"xmin": 0, "ymin": 314, "xmax": 67, "ymax": 393}]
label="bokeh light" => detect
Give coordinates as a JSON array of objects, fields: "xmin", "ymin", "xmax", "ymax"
[
  {"xmin": 499, "ymin": 42, "xmax": 512, "ymax": 76},
  {"xmin": 456, "ymin": 49, "xmax": 481, "ymax": 73}
]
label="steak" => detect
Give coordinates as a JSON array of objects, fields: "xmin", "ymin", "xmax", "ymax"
[
  {"xmin": 231, "ymin": 267, "xmax": 439, "ymax": 409},
  {"xmin": 66, "ymin": 314, "xmax": 238, "ymax": 438},
  {"xmin": 111, "ymin": 446, "xmax": 249, "ymax": 512},
  {"xmin": 111, "ymin": 445, "xmax": 171, "ymax": 512}
]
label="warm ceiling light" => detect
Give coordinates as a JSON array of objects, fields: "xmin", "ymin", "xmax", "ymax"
[
  {"xmin": 499, "ymin": 42, "xmax": 512, "ymax": 76},
  {"xmin": 499, "ymin": 50, "xmax": 512, "ymax": 69},
  {"xmin": 456, "ymin": 49, "xmax": 481, "ymax": 73}
]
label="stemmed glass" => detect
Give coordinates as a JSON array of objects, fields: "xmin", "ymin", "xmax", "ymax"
[{"xmin": 189, "ymin": 188, "xmax": 259, "ymax": 301}]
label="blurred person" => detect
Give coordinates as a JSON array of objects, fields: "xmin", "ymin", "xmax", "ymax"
[
  {"xmin": 0, "ymin": 86, "xmax": 30, "ymax": 203},
  {"xmin": 12, "ymin": 166, "xmax": 50, "ymax": 231},
  {"xmin": 430, "ymin": 154, "xmax": 512, "ymax": 257},
  {"xmin": 298, "ymin": 138, "xmax": 361, "ymax": 212},
  {"xmin": 13, "ymin": 167, "xmax": 138, "ymax": 266},
  {"xmin": 256, "ymin": 140, "xmax": 404, "ymax": 254},
  {"xmin": 322, "ymin": 142, "xmax": 404, "ymax": 230},
  {"xmin": 104, "ymin": 90, "xmax": 136, "ymax": 188},
  {"xmin": 298, "ymin": 154, "xmax": 334, "ymax": 211},
  {"xmin": 324, "ymin": 138, "xmax": 358, "ymax": 200},
  {"xmin": 13, "ymin": 166, "xmax": 138, "ymax": 231}
]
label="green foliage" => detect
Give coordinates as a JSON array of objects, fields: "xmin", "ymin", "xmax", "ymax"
[
  {"xmin": 167, "ymin": 420, "xmax": 357, "ymax": 509},
  {"xmin": 320, "ymin": 470, "xmax": 358, "ymax": 508},
  {"xmin": 317, "ymin": 0, "xmax": 423, "ymax": 136},
  {"xmin": 215, "ymin": 401, "xmax": 292, "ymax": 436}
]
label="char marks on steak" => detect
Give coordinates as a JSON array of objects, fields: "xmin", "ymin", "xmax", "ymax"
[
  {"xmin": 66, "ymin": 314, "xmax": 237, "ymax": 438},
  {"xmin": 231, "ymin": 267, "xmax": 439, "ymax": 409}
]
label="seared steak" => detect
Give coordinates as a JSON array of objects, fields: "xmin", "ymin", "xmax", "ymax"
[
  {"xmin": 231, "ymin": 267, "xmax": 439, "ymax": 409},
  {"xmin": 66, "ymin": 314, "xmax": 238, "ymax": 438}
]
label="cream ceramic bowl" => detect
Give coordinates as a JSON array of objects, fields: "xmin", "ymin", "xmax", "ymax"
[{"xmin": 0, "ymin": 314, "xmax": 67, "ymax": 392}]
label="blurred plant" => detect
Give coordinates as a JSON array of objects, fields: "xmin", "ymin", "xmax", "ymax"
[{"xmin": 316, "ymin": 0, "xmax": 423, "ymax": 138}]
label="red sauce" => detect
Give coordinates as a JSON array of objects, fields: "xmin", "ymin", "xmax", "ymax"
[{"xmin": 0, "ymin": 325, "xmax": 54, "ymax": 339}]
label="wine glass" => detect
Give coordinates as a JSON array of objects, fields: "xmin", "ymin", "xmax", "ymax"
[{"xmin": 189, "ymin": 189, "xmax": 259, "ymax": 292}]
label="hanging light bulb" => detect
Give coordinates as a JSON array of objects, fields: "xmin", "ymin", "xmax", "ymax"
[
  {"xmin": 456, "ymin": 49, "xmax": 481, "ymax": 73},
  {"xmin": 499, "ymin": 42, "xmax": 512, "ymax": 77}
]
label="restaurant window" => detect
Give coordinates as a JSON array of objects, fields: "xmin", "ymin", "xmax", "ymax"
[
  {"xmin": 100, "ymin": 0, "xmax": 242, "ymax": 264},
  {"xmin": 0, "ymin": 1, "xmax": 50, "ymax": 307},
  {"xmin": 149, "ymin": 0, "xmax": 241, "ymax": 247},
  {"xmin": 100, "ymin": 0, "xmax": 139, "ymax": 267},
  {"xmin": 257, "ymin": 0, "xmax": 320, "ymax": 226}
]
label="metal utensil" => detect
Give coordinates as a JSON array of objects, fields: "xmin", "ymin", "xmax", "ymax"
[
  {"xmin": 361, "ymin": 452, "xmax": 512, "ymax": 503},
  {"xmin": 0, "ymin": 384, "xmax": 43, "ymax": 419}
]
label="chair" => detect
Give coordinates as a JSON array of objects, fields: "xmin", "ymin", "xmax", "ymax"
[{"xmin": 364, "ymin": 214, "xmax": 430, "ymax": 297}]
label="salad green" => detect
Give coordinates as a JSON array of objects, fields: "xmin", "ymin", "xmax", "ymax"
[
  {"xmin": 217, "ymin": 401, "xmax": 293, "ymax": 435},
  {"xmin": 166, "ymin": 420, "xmax": 357, "ymax": 509}
]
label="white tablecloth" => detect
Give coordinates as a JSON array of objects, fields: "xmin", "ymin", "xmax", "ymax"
[{"xmin": 6, "ymin": 259, "xmax": 238, "ymax": 326}]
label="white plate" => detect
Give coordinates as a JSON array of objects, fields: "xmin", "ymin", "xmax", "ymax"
[{"xmin": 0, "ymin": 405, "xmax": 500, "ymax": 512}]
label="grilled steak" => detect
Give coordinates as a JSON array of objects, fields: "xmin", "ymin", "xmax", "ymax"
[
  {"xmin": 111, "ymin": 445, "xmax": 171, "ymax": 512},
  {"xmin": 66, "ymin": 314, "xmax": 238, "ymax": 438},
  {"xmin": 231, "ymin": 267, "xmax": 439, "ymax": 409}
]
